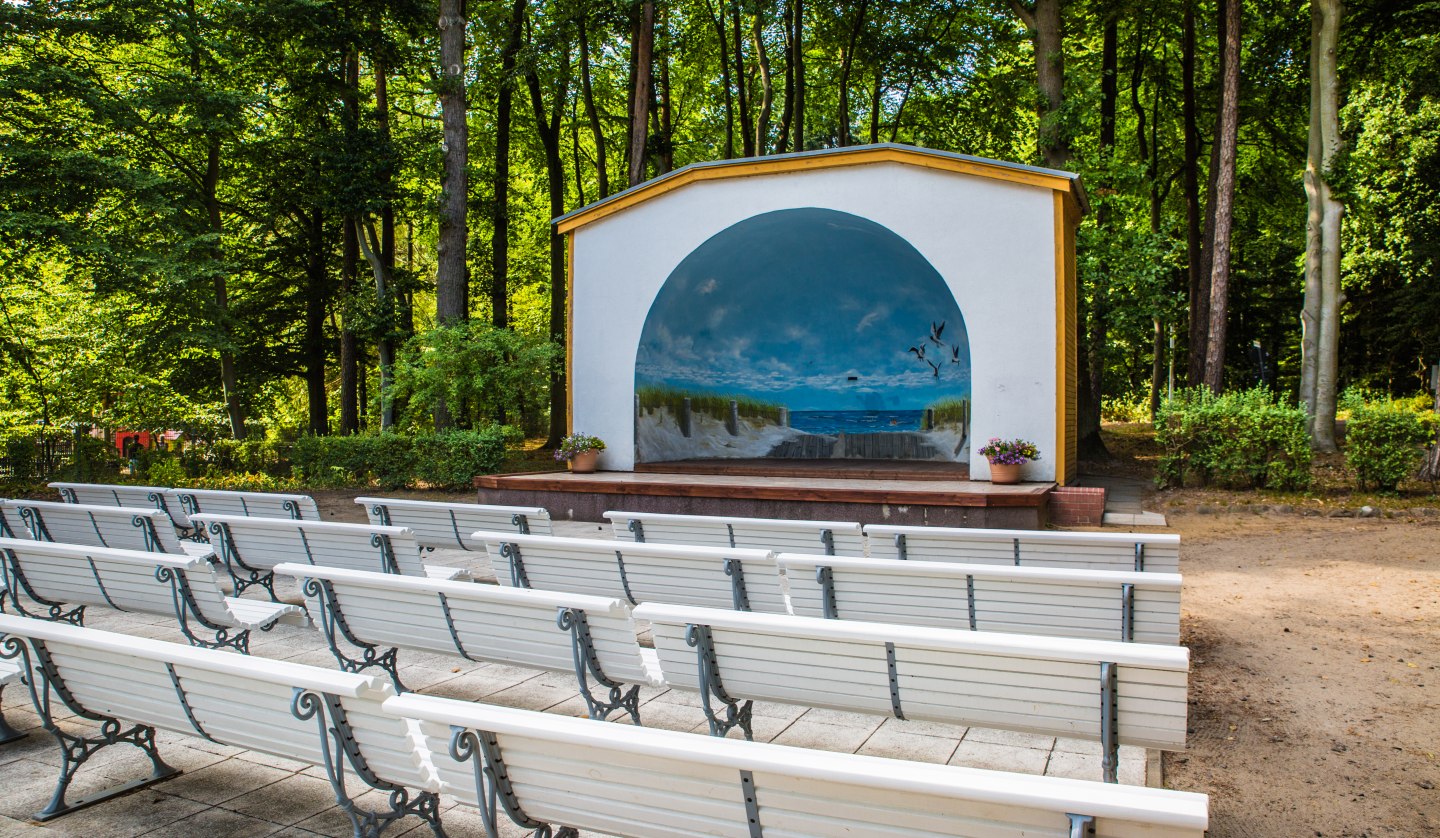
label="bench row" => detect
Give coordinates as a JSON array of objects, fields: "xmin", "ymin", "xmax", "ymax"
[
  {"xmin": 45, "ymin": 483, "xmax": 1178, "ymax": 572},
  {"xmin": 0, "ymin": 614, "xmax": 1209, "ymax": 835},
  {"xmin": 0, "ymin": 538, "xmax": 1188, "ymax": 783}
]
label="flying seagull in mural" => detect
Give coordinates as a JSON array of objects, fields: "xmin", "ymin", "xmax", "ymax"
[
  {"xmin": 929, "ymin": 321, "xmax": 946, "ymax": 346},
  {"xmin": 908, "ymin": 345, "xmax": 926, "ymax": 361}
]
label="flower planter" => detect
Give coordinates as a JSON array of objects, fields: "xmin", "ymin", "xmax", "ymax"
[
  {"xmin": 569, "ymin": 449, "xmax": 600, "ymax": 474},
  {"xmin": 989, "ymin": 461, "xmax": 1022, "ymax": 484}
]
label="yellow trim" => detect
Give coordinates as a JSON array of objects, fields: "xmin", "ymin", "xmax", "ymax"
[
  {"xmin": 556, "ymin": 147, "xmax": 1081, "ymax": 234},
  {"xmin": 565, "ymin": 232, "xmax": 575, "ymax": 437},
  {"xmin": 1059, "ymin": 191, "xmax": 1071, "ymax": 486}
]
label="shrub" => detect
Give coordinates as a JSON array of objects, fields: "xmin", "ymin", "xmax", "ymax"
[
  {"xmin": 1345, "ymin": 403, "xmax": 1437, "ymax": 491},
  {"xmin": 145, "ymin": 455, "xmax": 187, "ymax": 486},
  {"xmin": 1102, "ymin": 392, "xmax": 1151, "ymax": 424},
  {"xmin": 1155, "ymin": 387, "xmax": 1313, "ymax": 490},
  {"xmin": 59, "ymin": 435, "xmax": 124, "ymax": 482},
  {"xmin": 413, "ymin": 428, "xmax": 510, "ymax": 489}
]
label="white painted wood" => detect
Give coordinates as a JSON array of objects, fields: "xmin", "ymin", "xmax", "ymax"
[
  {"xmin": 469, "ymin": 531, "xmax": 784, "ymax": 613},
  {"xmin": 606, "ymin": 510, "xmax": 866, "ymax": 556},
  {"xmin": 49, "ymin": 482, "xmax": 187, "ymax": 529},
  {"xmin": 167, "ymin": 488, "xmax": 320, "ymax": 526},
  {"xmin": 0, "ymin": 537, "xmax": 307, "ymax": 635},
  {"xmin": 274, "ymin": 562, "xmax": 660, "ymax": 688},
  {"xmin": 357, "ymin": 497, "xmax": 553, "ymax": 552},
  {"xmin": 0, "ymin": 500, "xmax": 206, "ymax": 559},
  {"xmin": 865, "ymin": 525, "xmax": 1181, "ymax": 573},
  {"xmin": 0, "ymin": 614, "xmax": 433, "ymax": 791},
  {"xmin": 392, "ymin": 692, "xmax": 1209, "ymax": 837},
  {"xmin": 636, "ymin": 603, "xmax": 1189, "ymax": 750},
  {"xmin": 780, "ymin": 553, "xmax": 1182, "ymax": 645},
  {"xmin": 191, "ymin": 514, "xmax": 469, "ymax": 581}
]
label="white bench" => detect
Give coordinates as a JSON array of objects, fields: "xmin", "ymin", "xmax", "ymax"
[
  {"xmin": 393, "ymin": 692, "xmax": 1209, "ymax": 838},
  {"xmin": 168, "ymin": 487, "xmax": 320, "ymax": 528},
  {"xmin": 780, "ymin": 553, "xmax": 1183, "ymax": 645},
  {"xmin": 0, "ymin": 537, "xmax": 307, "ymax": 652},
  {"xmin": 0, "ymin": 615, "xmax": 442, "ymax": 831},
  {"xmin": 0, "ymin": 657, "xmax": 22, "ymax": 745},
  {"xmin": 193, "ymin": 513, "xmax": 470, "ymax": 602},
  {"xmin": 274, "ymin": 562, "xmax": 659, "ymax": 721},
  {"xmin": 636, "ymin": 603, "xmax": 1190, "ymax": 783},
  {"xmin": 607, "ymin": 509, "xmax": 867, "ymax": 556},
  {"xmin": 0, "ymin": 500, "xmax": 212, "ymax": 560},
  {"xmin": 358, "ymin": 496, "xmax": 552, "ymax": 552},
  {"xmin": 866, "ymin": 524, "xmax": 1182, "ymax": 573},
  {"xmin": 50, "ymin": 482, "xmax": 190, "ymax": 533},
  {"xmin": 470, "ymin": 531, "xmax": 786, "ymax": 613}
]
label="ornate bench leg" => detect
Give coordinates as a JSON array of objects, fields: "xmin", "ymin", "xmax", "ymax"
[
  {"xmin": 295, "ymin": 690, "xmax": 443, "ymax": 837},
  {"xmin": 1, "ymin": 636, "xmax": 179, "ymax": 820},
  {"xmin": 303, "ymin": 579, "xmax": 406, "ymax": 692},
  {"xmin": 158, "ymin": 566, "xmax": 253, "ymax": 654},
  {"xmin": 0, "ymin": 685, "xmax": 27, "ymax": 745},
  {"xmin": 557, "ymin": 608, "xmax": 643, "ymax": 724},
  {"xmin": 685, "ymin": 624, "xmax": 754, "ymax": 740},
  {"xmin": 450, "ymin": 727, "xmax": 573, "ymax": 838}
]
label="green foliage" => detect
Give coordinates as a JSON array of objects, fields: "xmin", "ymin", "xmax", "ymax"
[
  {"xmin": 393, "ymin": 323, "xmax": 559, "ymax": 433},
  {"xmin": 1101, "ymin": 393, "xmax": 1153, "ymax": 424},
  {"xmin": 1155, "ymin": 387, "xmax": 1313, "ymax": 490},
  {"xmin": 292, "ymin": 429, "xmax": 511, "ymax": 490},
  {"xmin": 144, "ymin": 455, "xmax": 187, "ymax": 487},
  {"xmin": 636, "ymin": 386, "xmax": 784, "ymax": 425},
  {"xmin": 1344, "ymin": 403, "xmax": 1438, "ymax": 491},
  {"xmin": 58, "ymin": 436, "xmax": 124, "ymax": 483}
]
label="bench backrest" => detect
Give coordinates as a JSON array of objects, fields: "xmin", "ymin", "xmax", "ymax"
[
  {"xmin": 168, "ymin": 488, "xmax": 319, "ymax": 526},
  {"xmin": 357, "ymin": 496, "xmax": 552, "ymax": 549},
  {"xmin": 193, "ymin": 514, "xmax": 429, "ymax": 577},
  {"xmin": 274, "ymin": 563, "xmax": 654, "ymax": 686},
  {"xmin": 0, "ymin": 614, "xmax": 430, "ymax": 791},
  {"xmin": 470, "ymin": 531, "xmax": 785, "ymax": 613},
  {"xmin": 865, "ymin": 524, "xmax": 1182, "ymax": 573},
  {"xmin": 606, "ymin": 509, "xmax": 867, "ymax": 556},
  {"xmin": 391, "ymin": 692, "xmax": 1209, "ymax": 838},
  {"xmin": 637, "ymin": 603, "xmax": 1189, "ymax": 751},
  {"xmin": 0, "ymin": 537, "xmax": 234, "ymax": 627},
  {"xmin": 50, "ymin": 482, "xmax": 185, "ymax": 528},
  {"xmin": 780, "ymin": 553, "xmax": 1183, "ymax": 645},
  {"xmin": 1, "ymin": 500, "xmax": 187, "ymax": 554}
]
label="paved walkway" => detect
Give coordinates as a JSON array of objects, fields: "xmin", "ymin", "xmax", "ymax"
[
  {"xmin": 1080, "ymin": 475, "xmax": 1169, "ymax": 527},
  {"xmin": 0, "ymin": 523, "xmax": 1151, "ymax": 836}
]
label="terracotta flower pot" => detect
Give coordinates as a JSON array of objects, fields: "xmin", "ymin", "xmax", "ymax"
[
  {"xmin": 569, "ymin": 448, "xmax": 600, "ymax": 474},
  {"xmin": 989, "ymin": 461, "xmax": 1022, "ymax": 484}
]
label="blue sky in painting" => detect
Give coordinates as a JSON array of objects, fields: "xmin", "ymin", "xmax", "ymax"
[{"xmin": 636, "ymin": 208, "xmax": 971, "ymax": 412}]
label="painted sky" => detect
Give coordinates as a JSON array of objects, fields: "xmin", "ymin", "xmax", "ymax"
[{"xmin": 636, "ymin": 207, "xmax": 971, "ymax": 412}]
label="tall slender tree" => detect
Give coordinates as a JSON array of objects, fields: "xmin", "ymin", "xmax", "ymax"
[
  {"xmin": 628, "ymin": 0, "xmax": 655, "ymax": 185},
  {"xmin": 1202, "ymin": 0, "xmax": 1243, "ymax": 391},
  {"xmin": 435, "ymin": 0, "xmax": 469, "ymax": 429}
]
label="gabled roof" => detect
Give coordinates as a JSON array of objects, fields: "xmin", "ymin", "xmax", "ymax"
[{"xmin": 554, "ymin": 143, "xmax": 1088, "ymax": 234}]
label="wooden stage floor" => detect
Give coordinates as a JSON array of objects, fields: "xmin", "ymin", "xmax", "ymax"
[{"xmin": 476, "ymin": 464, "xmax": 1053, "ymax": 528}]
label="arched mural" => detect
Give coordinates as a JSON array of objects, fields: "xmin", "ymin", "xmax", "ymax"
[{"xmin": 635, "ymin": 207, "xmax": 972, "ymax": 462}]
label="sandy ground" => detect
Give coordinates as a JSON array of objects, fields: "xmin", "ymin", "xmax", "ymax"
[
  {"xmin": 1163, "ymin": 512, "xmax": 1439, "ymax": 837},
  {"xmin": 304, "ymin": 491, "xmax": 1440, "ymax": 837}
]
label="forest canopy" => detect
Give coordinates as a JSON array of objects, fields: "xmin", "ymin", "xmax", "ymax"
[{"xmin": 1, "ymin": 0, "xmax": 1437, "ymax": 455}]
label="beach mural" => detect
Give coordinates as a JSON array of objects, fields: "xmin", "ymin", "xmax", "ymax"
[{"xmin": 634, "ymin": 207, "xmax": 972, "ymax": 462}]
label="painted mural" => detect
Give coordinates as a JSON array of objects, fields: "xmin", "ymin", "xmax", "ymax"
[{"xmin": 634, "ymin": 207, "xmax": 972, "ymax": 462}]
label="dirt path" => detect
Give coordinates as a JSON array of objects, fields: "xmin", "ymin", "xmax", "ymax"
[{"xmin": 1166, "ymin": 513, "xmax": 1439, "ymax": 837}]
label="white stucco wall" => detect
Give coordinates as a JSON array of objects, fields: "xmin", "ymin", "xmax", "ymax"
[{"xmin": 569, "ymin": 161, "xmax": 1060, "ymax": 481}]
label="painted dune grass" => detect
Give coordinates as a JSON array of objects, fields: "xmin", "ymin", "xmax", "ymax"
[
  {"xmin": 636, "ymin": 385, "xmax": 785, "ymax": 425},
  {"xmin": 924, "ymin": 397, "xmax": 972, "ymax": 429}
]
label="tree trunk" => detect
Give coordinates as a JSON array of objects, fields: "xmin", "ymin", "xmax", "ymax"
[
  {"xmin": 706, "ymin": 0, "xmax": 735, "ymax": 159},
  {"xmin": 578, "ymin": 14, "xmax": 609, "ymax": 197},
  {"xmin": 793, "ymin": 0, "xmax": 805, "ymax": 150},
  {"xmin": 1008, "ymin": 0, "xmax": 1069, "ymax": 168},
  {"xmin": 492, "ymin": 0, "xmax": 525, "ymax": 331},
  {"xmin": 1182, "ymin": 0, "xmax": 1203, "ymax": 376},
  {"xmin": 304, "ymin": 209, "xmax": 329, "ymax": 436},
  {"xmin": 775, "ymin": 0, "xmax": 794, "ymax": 153},
  {"xmin": 340, "ymin": 213, "xmax": 360, "ymax": 435},
  {"xmin": 435, "ymin": 0, "xmax": 469, "ymax": 430},
  {"xmin": 1079, "ymin": 14, "xmax": 1118, "ymax": 461},
  {"xmin": 1202, "ymin": 0, "xmax": 1242, "ymax": 392},
  {"xmin": 836, "ymin": 0, "xmax": 869, "ymax": 148},
  {"xmin": 527, "ymin": 50, "xmax": 571, "ymax": 448},
  {"xmin": 1303, "ymin": 0, "xmax": 1344, "ymax": 450},
  {"xmin": 628, "ymin": 0, "xmax": 655, "ymax": 186},
  {"xmin": 356, "ymin": 218, "xmax": 397, "ymax": 431},
  {"xmin": 731, "ymin": 5, "xmax": 753, "ymax": 157},
  {"xmin": 753, "ymin": 11, "xmax": 773, "ymax": 154},
  {"xmin": 658, "ymin": 16, "xmax": 674, "ymax": 174}
]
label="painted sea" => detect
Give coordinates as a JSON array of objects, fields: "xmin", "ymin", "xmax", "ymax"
[{"xmin": 788, "ymin": 410, "xmax": 925, "ymax": 434}]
